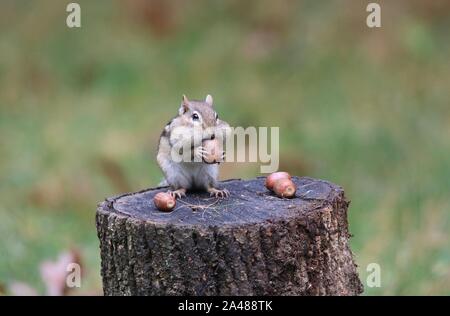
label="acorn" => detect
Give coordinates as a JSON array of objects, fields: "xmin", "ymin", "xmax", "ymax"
[
  {"xmin": 202, "ymin": 139, "xmax": 224, "ymax": 164},
  {"xmin": 265, "ymin": 172, "xmax": 291, "ymax": 191},
  {"xmin": 153, "ymin": 192, "xmax": 176, "ymax": 212},
  {"xmin": 273, "ymin": 178, "xmax": 296, "ymax": 198}
]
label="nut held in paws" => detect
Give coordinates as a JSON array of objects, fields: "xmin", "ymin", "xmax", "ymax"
[{"xmin": 202, "ymin": 139, "xmax": 223, "ymax": 164}]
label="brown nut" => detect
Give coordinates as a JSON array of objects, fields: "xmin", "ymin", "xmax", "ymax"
[
  {"xmin": 273, "ymin": 178, "xmax": 296, "ymax": 198},
  {"xmin": 154, "ymin": 192, "xmax": 176, "ymax": 212},
  {"xmin": 202, "ymin": 139, "xmax": 224, "ymax": 164},
  {"xmin": 265, "ymin": 172, "xmax": 291, "ymax": 191}
]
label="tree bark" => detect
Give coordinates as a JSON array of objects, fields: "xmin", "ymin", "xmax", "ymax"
[{"xmin": 96, "ymin": 176, "xmax": 363, "ymax": 296}]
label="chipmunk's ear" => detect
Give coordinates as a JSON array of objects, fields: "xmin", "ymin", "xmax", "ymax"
[
  {"xmin": 205, "ymin": 94, "xmax": 213, "ymax": 107},
  {"xmin": 179, "ymin": 94, "xmax": 190, "ymax": 115}
]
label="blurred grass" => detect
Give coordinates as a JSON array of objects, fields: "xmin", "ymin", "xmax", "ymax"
[{"xmin": 0, "ymin": 0, "xmax": 449, "ymax": 295}]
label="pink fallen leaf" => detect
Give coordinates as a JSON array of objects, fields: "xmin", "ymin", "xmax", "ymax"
[
  {"xmin": 39, "ymin": 248, "xmax": 82, "ymax": 296},
  {"xmin": 8, "ymin": 282, "xmax": 38, "ymax": 296}
]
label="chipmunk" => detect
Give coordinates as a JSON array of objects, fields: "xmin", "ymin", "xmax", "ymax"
[{"xmin": 157, "ymin": 94, "xmax": 230, "ymax": 199}]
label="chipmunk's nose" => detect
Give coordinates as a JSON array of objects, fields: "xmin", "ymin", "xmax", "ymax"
[{"xmin": 202, "ymin": 131, "xmax": 215, "ymax": 142}]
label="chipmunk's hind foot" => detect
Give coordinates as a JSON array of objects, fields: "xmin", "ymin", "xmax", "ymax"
[
  {"xmin": 168, "ymin": 188, "xmax": 187, "ymax": 199},
  {"xmin": 208, "ymin": 187, "xmax": 230, "ymax": 198}
]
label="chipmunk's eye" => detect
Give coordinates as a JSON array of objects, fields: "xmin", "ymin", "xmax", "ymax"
[
  {"xmin": 215, "ymin": 113, "xmax": 219, "ymax": 120},
  {"xmin": 192, "ymin": 113, "xmax": 199, "ymax": 121}
]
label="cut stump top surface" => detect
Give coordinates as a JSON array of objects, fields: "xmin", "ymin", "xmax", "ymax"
[{"xmin": 100, "ymin": 177, "xmax": 346, "ymax": 229}]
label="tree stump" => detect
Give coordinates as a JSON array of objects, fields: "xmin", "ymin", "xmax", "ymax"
[{"xmin": 96, "ymin": 176, "xmax": 363, "ymax": 296}]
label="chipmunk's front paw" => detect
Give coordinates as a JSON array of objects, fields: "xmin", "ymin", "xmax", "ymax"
[
  {"xmin": 168, "ymin": 188, "xmax": 186, "ymax": 199},
  {"xmin": 208, "ymin": 188, "xmax": 230, "ymax": 198}
]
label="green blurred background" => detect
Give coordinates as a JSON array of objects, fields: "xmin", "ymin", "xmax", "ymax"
[{"xmin": 0, "ymin": 0, "xmax": 449, "ymax": 295}]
